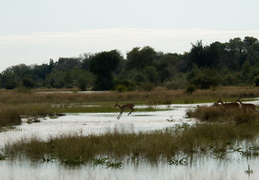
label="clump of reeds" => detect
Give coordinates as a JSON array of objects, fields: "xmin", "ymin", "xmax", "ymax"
[
  {"xmin": 186, "ymin": 106, "xmax": 224, "ymax": 122},
  {"xmin": 187, "ymin": 105, "xmax": 259, "ymax": 125},
  {"xmin": 0, "ymin": 106, "xmax": 21, "ymax": 128}
]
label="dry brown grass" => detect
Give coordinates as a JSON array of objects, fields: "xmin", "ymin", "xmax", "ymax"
[{"xmin": 1, "ymin": 86, "xmax": 259, "ymax": 104}]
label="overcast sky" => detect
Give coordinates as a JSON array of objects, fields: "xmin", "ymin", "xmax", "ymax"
[{"xmin": 1, "ymin": 0, "xmax": 259, "ymax": 72}]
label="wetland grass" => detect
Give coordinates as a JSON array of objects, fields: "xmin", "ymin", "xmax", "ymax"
[{"xmin": 4, "ymin": 117, "xmax": 259, "ymax": 165}]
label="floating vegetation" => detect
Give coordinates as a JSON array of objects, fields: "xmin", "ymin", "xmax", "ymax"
[
  {"xmin": 41, "ymin": 155, "xmax": 56, "ymax": 163},
  {"xmin": 105, "ymin": 161, "xmax": 124, "ymax": 169},
  {"xmin": 92, "ymin": 157, "xmax": 124, "ymax": 169},
  {"xmin": 61, "ymin": 156, "xmax": 85, "ymax": 166},
  {"xmin": 0, "ymin": 153, "xmax": 6, "ymax": 160},
  {"xmin": 169, "ymin": 157, "xmax": 187, "ymax": 166},
  {"xmin": 26, "ymin": 117, "xmax": 41, "ymax": 124},
  {"xmin": 92, "ymin": 157, "xmax": 110, "ymax": 166},
  {"xmin": 244, "ymin": 165, "xmax": 253, "ymax": 175}
]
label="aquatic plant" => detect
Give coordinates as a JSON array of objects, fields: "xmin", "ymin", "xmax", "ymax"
[
  {"xmin": 61, "ymin": 156, "xmax": 85, "ymax": 166},
  {"xmin": 92, "ymin": 157, "xmax": 123, "ymax": 169},
  {"xmin": 169, "ymin": 157, "xmax": 187, "ymax": 166},
  {"xmin": 41, "ymin": 155, "xmax": 56, "ymax": 163},
  {"xmin": 244, "ymin": 165, "xmax": 253, "ymax": 175},
  {"xmin": 92, "ymin": 157, "xmax": 110, "ymax": 166},
  {"xmin": 0, "ymin": 153, "xmax": 6, "ymax": 160},
  {"xmin": 249, "ymin": 146, "xmax": 259, "ymax": 151},
  {"xmin": 105, "ymin": 161, "xmax": 124, "ymax": 169}
]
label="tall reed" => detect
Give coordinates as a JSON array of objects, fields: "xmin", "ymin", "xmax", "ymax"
[{"xmin": 0, "ymin": 105, "xmax": 21, "ymax": 128}]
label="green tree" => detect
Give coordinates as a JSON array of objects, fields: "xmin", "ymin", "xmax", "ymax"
[
  {"xmin": 189, "ymin": 40, "xmax": 220, "ymax": 68},
  {"xmin": 90, "ymin": 50, "xmax": 121, "ymax": 90},
  {"xmin": 1, "ymin": 68, "xmax": 17, "ymax": 89},
  {"xmin": 45, "ymin": 70, "xmax": 66, "ymax": 88},
  {"xmin": 187, "ymin": 67, "xmax": 220, "ymax": 89},
  {"xmin": 22, "ymin": 76, "xmax": 35, "ymax": 88},
  {"xmin": 144, "ymin": 66, "xmax": 159, "ymax": 84},
  {"xmin": 189, "ymin": 40, "xmax": 206, "ymax": 67},
  {"xmin": 77, "ymin": 75, "xmax": 87, "ymax": 91},
  {"xmin": 126, "ymin": 46, "xmax": 156, "ymax": 70}
]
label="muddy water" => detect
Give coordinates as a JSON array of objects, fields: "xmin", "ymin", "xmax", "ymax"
[{"xmin": 1, "ymin": 102, "xmax": 259, "ymax": 180}]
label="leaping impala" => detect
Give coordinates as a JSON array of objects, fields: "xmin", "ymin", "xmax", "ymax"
[
  {"xmin": 237, "ymin": 98, "xmax": 256, "ymax": 111},
  {"xmin": 216, "ymin": 98, "xmax": 240, "ymax": 109},
  {"xmin": 114, "ymin": 102, "xmax": 135, "ymax": 120}
]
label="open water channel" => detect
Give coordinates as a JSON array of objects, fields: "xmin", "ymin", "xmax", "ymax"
[{"xmin": 1, "ymin": 100, "xmax": 259, "ymax": 180}]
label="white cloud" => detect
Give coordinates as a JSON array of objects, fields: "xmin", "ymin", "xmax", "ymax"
[{"xmin": 0, "ymin": 28, "xmax": 259, "ymax": 72}]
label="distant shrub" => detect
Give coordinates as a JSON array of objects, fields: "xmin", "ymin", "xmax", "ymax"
[
  {"xmin": 186, "ymin": 85, "xmax": 196, "ymax": 94},
  {"xmin": 15, "ymin": 86, "xmax": 33, "ymax": 94},
  {"xmin": 114, "ymin": 85, "xmax": 128, "ymax": 92},
  {"xmin": 114, "ymin": 78, "xmax": 136, "ymax": 92},
  {"xmin": 139, "ymin": 82, "xmax": 155, "ymax": 91},
  {"xmin": 255, "ymin": 76, "xmax": 259, "ymax": 87}
]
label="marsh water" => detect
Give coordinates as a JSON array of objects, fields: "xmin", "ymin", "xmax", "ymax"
[{"xmin": 1, "ymin": 101, "xmax": 259, "ymax": 180}]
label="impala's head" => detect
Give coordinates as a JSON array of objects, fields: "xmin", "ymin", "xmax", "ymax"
[{"xmin": 114, "ymin": 102, "xmax": 119, "ymax": 108}]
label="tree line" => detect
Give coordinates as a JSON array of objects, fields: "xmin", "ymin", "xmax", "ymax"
[{"xmin": 1, "ymin": 36, "xmax": 259, "ymax": 91}]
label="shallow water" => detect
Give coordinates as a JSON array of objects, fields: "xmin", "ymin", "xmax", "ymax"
[
  {"xmin": 1, "ymin": 153, "xmax": 259, "ymax": 180},
  {"xmin": 0, "ymin": 104, "xmax": 198, "ymax": 147},
  {"xmin": 1, "ymin": 101, "xmax": 259, "ymax": 180}
]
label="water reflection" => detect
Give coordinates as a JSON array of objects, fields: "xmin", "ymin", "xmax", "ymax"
[{"xmin": 1, "ymin": 154, "xmax": 259, "ymax": 180}]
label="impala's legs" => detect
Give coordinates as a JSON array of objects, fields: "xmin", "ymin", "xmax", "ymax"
[
  {"xmin": 128, "ymin": 108, "xmax": 135, "ymax": 116},
  {"xmin": 117, "ymin": 111, "xmax": 123, "ymax": 120}
]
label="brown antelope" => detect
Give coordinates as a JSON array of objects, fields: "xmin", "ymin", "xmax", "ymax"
[
  {"xmin": 216, "ymin": 98, "xmax": 240, "ymax": 109},
  {"xmin": 237, "ymin": 98, "xmax": 256, "ymax": 111},
  {"xmin": 114, "ymin": 102, "xmax": 135, "ymax": 120}
]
